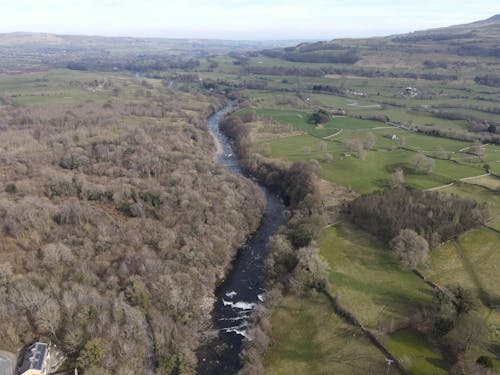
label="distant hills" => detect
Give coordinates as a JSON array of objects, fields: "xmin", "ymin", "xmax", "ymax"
[
  {"xmin": 0, "ymin": 32, "xmax": 299, "ymax": 52},
  {"xmin": 0, "ymin": 32, "xmax": 298, "ymax": 74},
  {"xmin": 0, "ymin": 15, "xmax": 498, "ymax": 75},
  {"xmin": 260, "ymin": 15, "xmax": 500, "ymax": 68}
]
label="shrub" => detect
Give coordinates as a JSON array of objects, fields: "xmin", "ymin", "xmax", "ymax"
[{"xmin": 5, "ymin": 183, "xmax": 17, "ymax": 194}]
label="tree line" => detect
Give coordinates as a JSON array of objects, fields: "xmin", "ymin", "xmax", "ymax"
[
  {"xmin": 219, "ymin": 112, "xmax": 330, "ymax": 374},
  {"xmin": 348, "ymin": 187, "xmax": 487, "ymax": 248}
]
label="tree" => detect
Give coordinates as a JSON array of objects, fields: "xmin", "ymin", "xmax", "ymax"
[
  {"xmin": 323, "ymin": 153, "xmax": 333, "ymax": 163},
  {"xmin": 413, "ymin": 152, "xmax": 425, "ymax": 170},
  {"xmin": 445, "ymin": 314, "xmax": 487, "ymax": 355},
  {"xmin": 432, "ymin": 146, "xmax": 446, "ymax": 159},
  {"xmin": 423, "ymin": 157, "xmax": 435, "ymax": 174},
  {"xmin": 291, "ymin": 246, "xmax": 330, "ymax": 291},
  {"xmin": 77, "ymin": 338, "xmax": 106, "ymax": 369},
  {"xmin": 308, "ymin": 110, "xmax": 329, "ymax": 125},
  {"xmin": 242, "ymin": 110, "xmax": 257, "ymax": 123},
  {"xmin": 470, "ymin": 141, "xmax": 484, "ymax": 157},
  {"xmin": 397, "ymin": 135, "xmax": 406, "ymax": 148},
  {"xmin": 343, "ymin": 137, "xmax": 365, "ymax": 159},
  {"xmin": 34, "ymin": 298, "xmax": 62, "ymax": 337},
  {"xmin": 390, "ymin": 229, "xmax": 429, "ymax": 269},
  {"xmin": 389, "ymin": 168, "xmax": 405, "ymax": 188},
  {"xmin": 413, "ymin": 152, "xmax": 434, "ymax": 174},
  {"xmin": 266, "ymin": 234, "xmax": 297, "ymax": 279},
  {"xmin": 364, "ymin": 131, "xmax": 376, "ymax": 150},
  {"xmin": 318, "ymin": 140, "xmax": 327, "ymax": 152}
]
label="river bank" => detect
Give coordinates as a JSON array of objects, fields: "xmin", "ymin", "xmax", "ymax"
[{"xmin": 197, "ymin": 104, "xmax": 286, "ymax": 374}]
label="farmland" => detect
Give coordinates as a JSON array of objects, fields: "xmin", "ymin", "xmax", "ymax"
[
  {"xmin": 263, "ymin": 293, "xmax": 388, "ymax": 375},
  {"xmin": 214, "ymin": 15, "xmax": 500, "ymax": 375},
  {"xmin": 0, "ymin": 12, "xmax": 499, "ymax": 375}
]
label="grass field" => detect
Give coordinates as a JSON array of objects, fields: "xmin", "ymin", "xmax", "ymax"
[
  {"xmin": 386, "ymin": 329, "xmax": 447, "ymax": 375},
  {"xmin": 424, "ymin": 228, "xmax": 500, "ymax": 303},
  {"xmin": 0, "ymin": 68, "xmax": 158, "ymax": 106},
  {"xmin": 320, "ymin": 225, "xmax": 434, "ymax": 330},
  {"xmin": 422, "ymin": 227, "xmax": 500, "ymax": 365},
  {"xmin": 441, "ymin": 183, "xmax": 500, "ymax": 230},
  {"xmin": 464, "ymin": 174, "xmax": 500, "ymax": 190},
  {"xmin": 319, "ymin": 225, "xmax": 445, "ymax": 374},
  {"xmin": 239, "ymin": 105, "xmax": 492, "ymax": 193},
  {"xmin": 259, "ymin": 133, "xmax": 483, "ymax": 192},
  {"xmin": 264, "ymin": 293, "xmax": 389, "ymax": 375},
  {"xmin": 242, "ymin": 108, "xmax": 381, "ymax": 138}
]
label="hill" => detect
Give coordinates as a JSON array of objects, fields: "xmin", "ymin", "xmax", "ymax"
[
  {"xmin": 0, "ymin": 32, "xmax": 299, "ymax": 74},
  {"xmin": 260, "ymin": 15, "xmax": 500, "ymax": 67}
]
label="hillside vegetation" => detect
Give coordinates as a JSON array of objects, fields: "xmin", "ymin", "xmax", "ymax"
[
  {"xmin": 0, "ymin": 70, "xmax": 265, "ymax": 374},
  {"xmin": 206, "ymin": 15, "xmax": 500, "ymax": 375}
]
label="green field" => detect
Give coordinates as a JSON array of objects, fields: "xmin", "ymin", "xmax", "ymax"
[
  {"xmin": 320, "ymin": 226, "xmax": 434, "ymax": 329},
  {"xmin": 464, "ymin": 174, "xmax": 500, "ymax": 190},
  {"xmin": 441, "ymin": 183, "xmax": 500, "ymax": 230},
  {"xmin": 0, "ymin": 68, "xmax": 161, "ymax": 106},
  {"xmin": 386, "ymin": 329, "xmax": 447, "ymax": 375},
  {"xmin": 319, "ymin": 225, "xmax": 445, "ymax": 374},
  {"xmin": 240, "ymin": 108, "xmax": 381, "ymax": 138},
  {"xmin": 424, "ymin": 228, "xmax": 500, "ymax": 303},
  {"xmin": 422, "ymin": 227, "xmax": 500, "ymax": 366},
  {"xmin": 264, "ymin": 293, "xmax": 389, "ymax": 375},
  {"xmin": 260, "ymin": 133, "xmax": 483, "ymax": 192}
]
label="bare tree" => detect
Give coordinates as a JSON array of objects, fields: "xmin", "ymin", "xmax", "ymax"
[
  {"xmin": 389, "ymin": 168, "xmax": 405, "ymax": 188},
  {"xmin": 364, "ymin": 131, "xmax": 376, "ymax": 150},
  {"xmin": 390, "ymin": 229, "xmax": 429, "ymax": 269},
  {"xmin": 432, "ymin": 146, "xmax": 446, "ymax": 159}
]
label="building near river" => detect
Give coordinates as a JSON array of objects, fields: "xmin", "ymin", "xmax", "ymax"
[{"xmin": 18, "ymin": 342, "xmax": 50, "ymax": 375}]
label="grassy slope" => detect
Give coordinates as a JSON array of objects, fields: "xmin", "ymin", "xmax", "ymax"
[
  {"xmin": 422, "ymin": 227, "xmax": 500, "ymax": 368},
  {"xmin": 320, "ymin": 226, "xmax": 433, "ymax": 329},
  {"xmin": 319, "ymin": 225, "xmax": 445, "ymax": 375},
  {"xmin": 264, "ymin": 293, "xmax": 388, "ymax": 375},
  {"xmin": 240, "ymin": 107, "xmax": 485, "ymax": 192},
  {"xmin": 0, "ymin": 69, "xmax": 145, "ymax": 106},
  {"xmin": 442, "ymin": 183, "xmax": 500, "ymax": 230},
  {"xmin": 260, "ymin": 133, "xmax": 482, "ymax": 192}
]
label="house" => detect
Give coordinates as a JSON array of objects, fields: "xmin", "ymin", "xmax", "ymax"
[
  {"xmin": 18, "ymin": 342, "xmax": 50, "ymax": 375},
  {"xmin": 403, "ymin": 87, "xmax": 419, "ymax": 97},
  {"xmin": 384, "ymin": 133, "xmax": 398, "ymax": 140}
]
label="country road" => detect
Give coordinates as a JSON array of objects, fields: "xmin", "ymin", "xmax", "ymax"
[{"xmin": 0, "ymin": 351, "xmax": 15, "ymax": 375}]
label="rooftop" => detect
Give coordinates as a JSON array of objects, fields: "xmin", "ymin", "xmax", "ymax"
[{"xmin": 18, "ymin": 342, "xmax": 47, "ymax": 374}]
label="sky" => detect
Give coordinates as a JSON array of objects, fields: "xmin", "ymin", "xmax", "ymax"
[{"xmin": 0, "ymin": 0, "xmax": 499, "ymax": 40}]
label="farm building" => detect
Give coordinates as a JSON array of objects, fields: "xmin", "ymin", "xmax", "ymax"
[
  {"xmin": 403, "ymin": 87, "xmax": 419, "ymax": 97},
  {"xmin": 383, "ymin": 133, "xmax": 398, "ymax": 140},
  {"xmin": 17, "ymin": 342, "xmax": 50, "ymax": 375}
]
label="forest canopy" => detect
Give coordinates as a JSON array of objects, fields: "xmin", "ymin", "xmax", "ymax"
[{"xmin": 348, "ymin": 187, "xmax": 487, "ymax": 246}]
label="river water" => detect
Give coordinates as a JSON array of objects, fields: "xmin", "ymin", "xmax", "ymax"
[{"xmin": 197, "ymin": 104, "xmax": 286, "ymax": 374}]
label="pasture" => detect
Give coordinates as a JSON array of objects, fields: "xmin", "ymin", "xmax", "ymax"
[
  {"xmin": 259, "ymin": 133, "xmax": 483, "ymax": 193},
  {"xmin": 319, "ymin": 225, "xmax": 445, "ymax": 374},
  {"xmin": 264, "ymin": 293, "xmax": 389, "ymax": 375}
]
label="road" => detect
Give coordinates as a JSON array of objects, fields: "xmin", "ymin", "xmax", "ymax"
[{"xmin": 0, "ymin": 351, "xmax": 15, "ymax": 375}]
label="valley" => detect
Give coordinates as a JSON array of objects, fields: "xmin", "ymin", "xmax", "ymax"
[{"xmin": 0, "ymin": 12, "xmax": 499, "ymax": 375}]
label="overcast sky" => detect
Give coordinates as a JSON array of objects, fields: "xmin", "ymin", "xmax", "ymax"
[{"xmin": 0, "ymin": 0, "xmax": 499, "ymax": 40}]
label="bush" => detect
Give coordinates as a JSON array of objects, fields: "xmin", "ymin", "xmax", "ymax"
[
  {"xmin": 77, "ymin": 338, "xmax": 106, "ymax": 369},
  {"xmin": 476, "ymin": 356, "xmax": 493, "ymax": 369},
  {"xmin": 5, "ymin": 183, "xmax": 17, "ymax": 194},
  {"xmin": 308, "ymin": 110, "xmax": 329, "ymax": 125}
]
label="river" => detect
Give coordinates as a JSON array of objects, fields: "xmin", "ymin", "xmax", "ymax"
[{"xmin": 196, "ymin": 104, "xmax": 286, "ymax": 374}]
